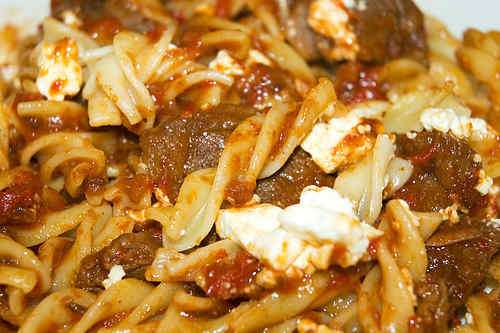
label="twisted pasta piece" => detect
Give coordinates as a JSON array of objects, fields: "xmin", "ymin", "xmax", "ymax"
[
  {"xmin": 20, "ymin": 132, "xmax": 106, "ymax": 197},
  {"xmin": 358, "ymin": 200, "xmax": 429, "ymax": 333}
]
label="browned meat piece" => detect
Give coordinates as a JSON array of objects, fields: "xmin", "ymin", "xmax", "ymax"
[
  {"xmin": 51, "ymin": 0, "xmax": 160, "ymax": 44},
  {"xmin": 414, "ymin": 217, "xmax": 500, "ymax": 332},
  {"xmin": 334, "ymin": 62, "xmax": 387, "ymax": 105},
  {"xmin": 284, "ymin": 0, "xmax": 427, "ymax": 64},
  {"xmin": 351, "ymin": 0, "xmax": 428, "ymax": 63},
  {"xmin": 256, "ymin": 148, "xmax": 336, "ymax": 208},
  {"xmin": 393, "ymin": 130, "xmax": 484, "ymax": 212},
  {"xmin": 141, "ymin": 106, "xmax": 334, "ymax": 207},
  {"xmin": 75, "ymin": 231, "xmax": 161, "ymax": 289},
  {"xmin": 285, "ymin": 0, "xmax": 323, "ymax": 61},
  {"xmin": 140, "ymin": 105, "xmax": 256, "ymax": 202},
  {"xmin": 0, "ymin": 170, "xmax": 43, "ymax": 225}
]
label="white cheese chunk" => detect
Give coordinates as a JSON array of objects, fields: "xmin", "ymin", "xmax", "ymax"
[
  {"xmin": 420, "ymin": 108, "xmax": 490, "ymax": 141},
  {"xmin": 209, "ymin": 50, "xmax": 244, "ymax": 77},
  {"xmin": 36, "ymin": 38, "xmax": 83, "ymax": 101},
  {"xmin": 301, "ymin": 112, "xmax": 379, "ymax": 173},
  {"xmin": 216, "ymin": 186, "xmax": 382, "ymax": 276},
  {"xmin": 475, "ymin": 169, "xmax": 493, "ymax": 196},
  {"xmin": 307, "ymin": 0, "xmax": 359, "ymax": 60},
  {"xmin": 102, "ymin": 265, "xmax": 126, "ymax": 289}
]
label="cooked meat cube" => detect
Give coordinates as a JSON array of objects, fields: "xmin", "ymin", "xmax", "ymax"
[
  {"xmin": 393, "ymin": 130, "xmax": 484, "ymax": 212},
  {"xmin": 256, "ymin": 148, "xmax": 336, "ymax": 208},
  {"xmin": 75, "ymin": 231, "xmax": 161, "ymax": 289},
  {"xmin": 351, "ymin": 0, "xmax": 428, "ymax": 63},
  {"xmin": 284, "ymin": 0, "xmax": 428, "ymax": 63},
  {"xmin": 414, "ymin": 217, "xmax": 500, "ymax": 332},
  {"xmin": 140, "ymin": 105, "xmax": 256, "ymax": 202}
]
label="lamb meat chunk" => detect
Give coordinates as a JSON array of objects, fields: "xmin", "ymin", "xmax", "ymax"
[
  {"xmin": 51, "ymin": 0, "xmax": 160, "ymax": 44},
  {"xmin": 351, "ymin": 0, "xmax": 428, "ymax": 63},
  {"xmin": 393, "ymin": 130, "xmax": 484, "ymax": 212},
  {"xmin": 140, "ymin": 105, "xmax": 256, "ymax": 202},
  {"xmin": 284, "ymin": 0, "xmax": 427, "ymax": 64},
  {"xmin": 255, "ymin": 148, "xmax": 336, "ymax": 208},
  {"xmin": 75, "ymin": 231, "xmax": 160, "ymax": 289},
  {"xmin": 414, "ymin": 217, "xmax": 500, "ymax": 332}
]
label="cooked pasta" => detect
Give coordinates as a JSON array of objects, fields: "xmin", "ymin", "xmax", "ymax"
[{"xmin": 0, "ymin": 0, "xmax": 498, "ymax": 332}]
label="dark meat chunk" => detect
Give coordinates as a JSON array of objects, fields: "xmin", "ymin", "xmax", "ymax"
[
  {"xmin": 0, "ymin": 169, "xmax": 43, "ymax": 225},
  {"xmin": 201, "ymin": 251, "xmax": 261, "ymax": 300},
  {"xmin": 75, "ymin": 231, "xmax": 161, "ymax": 289},
  {"xmin": 393, "ymin": 130, "xmax": 484, "ymax": 212},
  {"xmin": 51, "ymin": 0, "xmax": 160, "ymax": 44},
  {"xmin": 334, "ymin": 62, "xmax": 387, "ymax": 105},
  {"xmin": 140, "ymin": 105, "xmax": 256, "ymax": 201},
  {"xmin": 351, "ymin": 0, "xmax": 428, "ymax": 63},
  {"xmin": 414, "ymin": 217, "xmax": 500, "ymax": 332},
  {"xmin": 285, "ymin": 0, "xmax": 323, "ymax": 61},
  {"xmin": 256, "ymin": 148, "xmax": 336, "ymax": 208},
  {"xmin": 284, "ymin": 0, "xmax": 427, "ymax": 64},
  {"xmin": 141, "ymin": 106, "xmax": 334, "ymax": 207}
]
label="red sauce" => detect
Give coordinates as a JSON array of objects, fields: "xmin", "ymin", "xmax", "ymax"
[
  {"xmin": 335, "ymin": 62, "xmax": 387, "ymax": 105},
  {"xmin": 84, "ymin": 17, "xmax": 123, "ymax": 45},
  {"xmin": 215, "ymin": 0, "xmax": 232, "ymax": 17},
  {"xmin": 145, "ymin": 23, "xmax": 166, "ymax": 43},
  {"xmin": 0, "ymin": 170, "xmax": 43, "ymax": 225},
  {"xmin": 235, "ymin": 64, "xmax": 291, "ymax": 106},
  {"xmin": 225, "ymin": 178, "xmax": 255, "ymax": 207},
  {"xmin": 203, "ymin": 251, "xmax": 261, "ymax": 300}
]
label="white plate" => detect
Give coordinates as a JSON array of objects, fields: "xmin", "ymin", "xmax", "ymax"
[
  {"xmin": 0, "ymin": 0, "xmax": 498, "ymax": 36},
  {"xmin": 415, "ymin": 0, "xmax": 500, "ymax": 37}
]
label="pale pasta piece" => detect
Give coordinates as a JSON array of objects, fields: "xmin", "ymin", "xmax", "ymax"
[{"xmin": 69, "ymin": 279, "xmax": 154, "ymax": 333}]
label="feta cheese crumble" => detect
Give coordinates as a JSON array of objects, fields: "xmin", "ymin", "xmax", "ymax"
[
  {"xmin": 216, "ymin": 186, "xmax": 382, "ymax": 276},
  {"xmin": 475, "ymin": 169, "xmax": 493, "ymax": 196},
  {"xmin": 308, "ymin": 0, "xmax": 359, "ymax": 61},
  {"xmin": 37, "ymin": 38, "xmax": 83, "ymax": 101},
  {"xmin": 420, "ymin": 108, "xmax": 490, "ymax": 141},
  {"xmin": 301, "ymin": 112, "xmax": 380, "ymax": 173},
  {"xmin": 209, "ymin": 50, "xmax": 244, "ymax": 77},
  {"xmin": 102, "ymin": 265, "xmax": 126, "ymax": 289}
]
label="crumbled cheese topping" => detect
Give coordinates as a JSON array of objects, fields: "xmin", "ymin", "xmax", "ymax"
[
  {"xmin": 301, "ymin": 112, "xmax": 380, "ymax": 173},
  {"xmin": 36, "ymin": 38, "xmax": 83, "ymax": 101},
  {"xmin": 308, "ymin": 0, "xmax": 359, "ymax": 61},
  {"xmin": 439, "ymin": 204, "xmax": 460, "ymax": 224},
  {"xmin": 61, "ymin": 10, "xmax": 82, "ymax": 28},
  {"xmin": 475, "ymin": 169, "xmax": 493, "ymax": 196},
  {"xmin": 216, "ymin": 186, "xmax": 382, "ymax": 276},
  {"xmin": 102, "ymin": 265, "xmax": 126, "ymax": 289},
  {"xmin": 209, "ymin": 50, "xmax": 244, "ymax": 77},
  {"xmin": 420, "ymin": 108, "xmax": 490, "ymax": 141}
]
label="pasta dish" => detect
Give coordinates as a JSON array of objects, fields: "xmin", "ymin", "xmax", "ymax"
[{"xmin": 0, "ymin": 0, "xmax": 498, "ymax": 332}]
